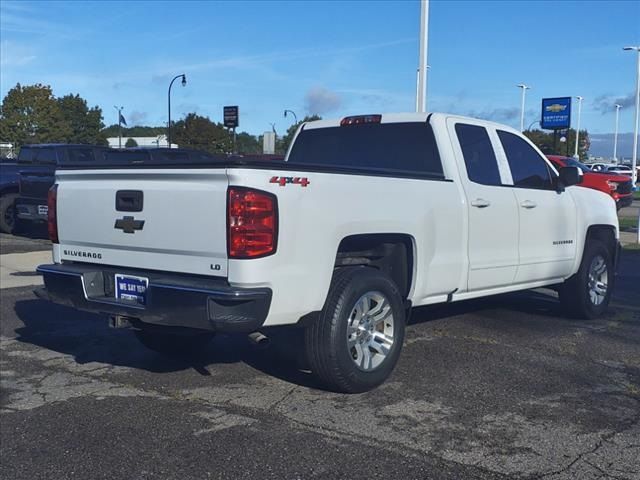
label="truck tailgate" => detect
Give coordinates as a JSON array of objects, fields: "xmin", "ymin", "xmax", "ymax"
[{"xmin": 55, "ymin": 169, "xmax": 229, "ymax": 277}]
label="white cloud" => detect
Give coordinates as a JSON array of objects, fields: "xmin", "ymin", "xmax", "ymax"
[
  {"xmin": 304, "ymin": 87, "xmax": 342, "ymax": 115},
  {"xmin": 0, "ymin": 41, "xmax": 36, "ymax": 67}
]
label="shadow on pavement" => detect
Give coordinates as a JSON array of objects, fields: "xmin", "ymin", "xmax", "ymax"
[{"xmin": 13, "ymin": 297, "xmax": 322, "ymax": 389}]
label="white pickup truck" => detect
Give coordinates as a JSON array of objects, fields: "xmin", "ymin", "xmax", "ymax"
[{"xmin": 37, "ymin": 113, "xmax": 619, "ymax": 392}]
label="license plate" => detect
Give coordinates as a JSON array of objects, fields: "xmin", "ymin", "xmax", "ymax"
[
  {"xmin": 38, "ymin": 205, "xmax": 48, "ymax": 216},
  {"xmin": 115, "ymin": 274, "xmax": 148, "ymax": 305}
]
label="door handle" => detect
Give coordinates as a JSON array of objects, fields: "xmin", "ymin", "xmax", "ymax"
[
  {"xmin": 471, "ymin": 198, "xmax": 491, "ymax": 208},
  {"xmin": 520, "ymin": 200, "xmax": 537, "ymax": 209}
]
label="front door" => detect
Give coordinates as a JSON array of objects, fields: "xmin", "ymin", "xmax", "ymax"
[{"xmin": 496, "ymin": 130, "xmax": 577, "ymax": 283}]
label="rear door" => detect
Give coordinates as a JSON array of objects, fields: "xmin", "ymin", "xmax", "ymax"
[
  {"xmin": 56, "ymin": 168, "xmax": 230, "ymax": 277},
  {"xmin": 496, "ymin": 130, "xmax": 577, "ymax": 282},
  {"xmin": 449, "ymin": 120, "xmax": 519, "ymax": 291}
]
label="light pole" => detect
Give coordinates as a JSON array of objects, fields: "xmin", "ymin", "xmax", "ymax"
[
  {"xmin": 573, "ymin": 96, "xmax": 583, "ymax": 159},
  {"xmin": 417, "ymin": 0, "xmax": 429, "ymax": 112},
  {"xmin": 517, "ymin": 84, "xmax": 530, "ymax": 132},
  {"xmin": 613, "ymin": 104, "xmax": 622, "ymax": 163},
  {"xmin": 415, "ymin": 65, "xmax": 431, "ymax": 112},
  {"xmin": 167, "ymin": 73, "xmax": 186, "ymax": 148},
  {"xmin": 623, "ymin": 46, "xmax": 640, "ymax": 188},
  {"xmin": 283, "ymin": 109, "xmax": 298, "ymax": 124},
  {"xmin": 114, "ymin": 106, "xmax": 124, "ymax": 148}
]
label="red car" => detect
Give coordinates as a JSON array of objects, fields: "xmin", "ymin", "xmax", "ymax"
[{"xmin": 547, "ymin": 155, "xmax": 633, "ymax": 210}]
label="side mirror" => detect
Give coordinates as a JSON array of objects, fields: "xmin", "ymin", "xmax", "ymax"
[{"xmin": 557, "ymin": 166, "xmax": 583, "ymax": 192}]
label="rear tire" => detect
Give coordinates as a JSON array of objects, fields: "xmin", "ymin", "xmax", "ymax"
[
  {"xmin": 305, "ymin": 267, "xmax": 405, "ymax": 393},
  {"xmin": 558, "ymin": 240, "xmax": 613, "ymax": 319},
  {"xmin": 0, "ymin": 193, "xmax": 18, "ymax": 234},
  {"xmin": 134, "ymin": 328, "xmax": 214, "ymax": 356}
]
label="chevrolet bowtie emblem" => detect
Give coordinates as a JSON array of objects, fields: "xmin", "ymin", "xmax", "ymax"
[{"xmin": 114, "ymin": 216, "xmax": 145, "ymax": 234}]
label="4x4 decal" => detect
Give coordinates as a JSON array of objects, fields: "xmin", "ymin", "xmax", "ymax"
[{"xmin": 270, "ymin": 176, "xmax": 310, "ymax": 187}]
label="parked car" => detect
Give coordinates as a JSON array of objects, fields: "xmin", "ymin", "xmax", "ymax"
[
  {"xmin": 589, "ymin": 162, "xmax": 615, "ymax": 173},
  {"xmin": 605, "ymin": 165, "xmax": 634, "ymax": 177},
  {"xmin": 37, "ymin": 113, "xmax": 619, "ymax": 393},
  {"xmin": 546, "ymin": 155, "xmax": 633, "ymax": 210}
]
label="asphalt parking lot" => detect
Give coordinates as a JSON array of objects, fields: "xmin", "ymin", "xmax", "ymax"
[{"xmin": 1, "ymin": 233, "xmax": 639, "ymax": 479}]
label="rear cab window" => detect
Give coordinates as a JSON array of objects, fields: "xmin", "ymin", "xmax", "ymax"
[{"xmin": 287, "ymin": 122, "xmax": 443, "ymax": 178}]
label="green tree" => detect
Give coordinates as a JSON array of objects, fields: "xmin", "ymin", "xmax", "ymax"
[
  {"xmin": 171, "ymin": 113, "xmax": 232, "ymax": 154},
  {"xmin": 235, "ymin": 131, "xmax": 261, "ymax": 154},
  {"xmin": 125, "ymin": 137, "xmax": 138, "ymax": 148},
  {"xmin": 524, "ymin": 128, "xmax": 590, "ymax": 161},
  {"xmin": 57, "ymin": 94, "xmax": 107, "ymax": 145},
  {"xmin": 0, "ymin": 83, "xmax": 70, "ymax": 147},
  {"xmin": 277, "ymin": 115, "xmax": 321, "ymax": 154}
]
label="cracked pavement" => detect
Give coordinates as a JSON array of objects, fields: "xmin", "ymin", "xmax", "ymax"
[{"xmin": 1, "ymin": 244, "xmax": 639, "ymax": 479}]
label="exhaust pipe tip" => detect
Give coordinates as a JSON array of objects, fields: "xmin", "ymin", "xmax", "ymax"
[{"xmin": 248, "ymin": 331, "xmax": 270, "ymax": 349}]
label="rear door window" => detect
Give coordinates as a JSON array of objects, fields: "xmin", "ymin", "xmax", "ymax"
[
  {"xmin": 34, "ymin": 148, "xmax": 57, "ymax": 165},
  {"xmin": 455, "ymin": 124, "xmax": 501, "ymax": 186},
  {"xmin": 104, "ymin": 150, "xmax": 150, "ymax": 164},
  {"xmin": 498, "ymin": 131, "xmax": 555, "ymax": 190},
  {"xmin": 288, "ymin": 122, "xmax": 443, "ymax": 177},
  {"xmin": 67, "ymin": 148, "xmax": 96, "ymax": 163}
]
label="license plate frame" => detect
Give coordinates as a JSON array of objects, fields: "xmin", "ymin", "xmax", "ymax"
[{"xmin": 115, "ymin": 274, "xmax": 148, "ymax": 305}]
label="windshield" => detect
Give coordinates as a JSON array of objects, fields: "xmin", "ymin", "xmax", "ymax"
[{"xmin": 562, "ymin": 157, "xmax": 592, "ymax": 173}]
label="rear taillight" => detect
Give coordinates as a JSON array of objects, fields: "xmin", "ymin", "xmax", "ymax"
[
  {"xmin": 227, "ymin": 187, "xmax": 277, "ymax": 259},
  {"xmin": 47, "ymin": 184, "xmax": 58, "ymax": 243}
]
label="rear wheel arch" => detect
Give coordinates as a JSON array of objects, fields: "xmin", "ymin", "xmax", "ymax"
[{"xmin": 334, "ymin": 233, "xmax": 415, "ymax": 300}]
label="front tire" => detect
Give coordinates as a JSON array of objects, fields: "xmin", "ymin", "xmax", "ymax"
[
  {"xmin": 305, "ymin": 267, "xmax": 406, "ymax": 393},
  {"xmin": 134, "ymin": 328, "xmax": 214, "ymax": 356},
  {"xmin": 559, "ymin": 240, "xmax": 613, "ymax": 319}
]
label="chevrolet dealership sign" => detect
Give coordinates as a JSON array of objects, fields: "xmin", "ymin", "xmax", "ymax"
[{"xmin": 541, "ymin": 97, "xmax": 572, "ymax": 130}]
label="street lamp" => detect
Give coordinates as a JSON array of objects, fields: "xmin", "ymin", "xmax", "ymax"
[
  {"xmin": 114, "ymin": 106, "xmax": 124, "ymax": 148},
  {"xmin": 516, "ymin": 84, "xmax": 530, "ymax": 132},
  {"xmin": 167, "ymin": 73, "xmax": 186, "ymax": 148},
  {"xmin": 573, "ymin": 96, "xmax": 583, "ymax": 159},
  {"xmin": 283, "ymin": 109, "xmax": 298, "ymax": 124},
  {"xmin": 613, "ymin": 104, "xmax": 622, "ymax": 163}
]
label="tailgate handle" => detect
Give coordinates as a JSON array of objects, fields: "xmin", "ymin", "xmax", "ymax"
[{"xmin": 116, "ymin": 190, "xmax": 143, "ymax": 212}]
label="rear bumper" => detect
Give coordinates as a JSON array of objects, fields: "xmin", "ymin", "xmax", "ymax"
[
  {"xmin": 15, "ymin": 197, "xmax": 47, "ymax": 222},
  {"xmin": 36, "ymin": 263, "xmax": 272, "ymax": 333}
]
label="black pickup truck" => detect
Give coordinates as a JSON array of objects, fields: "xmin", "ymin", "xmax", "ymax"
[
  {"xmin": 13, "ymin": 146, "xmax": 226, "ymax": 232},
  {"xmin": 14, "ymin": 144, "xmax": 110, "ymax": 232}
]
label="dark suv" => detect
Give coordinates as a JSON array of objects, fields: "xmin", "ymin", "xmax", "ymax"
[{"xmin": 14, "ymin": 144, "xmax": 109, "ymax": 230}]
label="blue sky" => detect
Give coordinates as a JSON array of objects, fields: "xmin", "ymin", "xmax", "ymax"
[{"xmin": 1, "ymin": 0, "xmax": 639, "ymax": 154}]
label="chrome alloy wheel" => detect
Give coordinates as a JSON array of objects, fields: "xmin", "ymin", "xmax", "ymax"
[
  {"xmin": 587, "ymin": 255, "xmax": 608, "ymax": 306},
  {"xmin": 346, "ymin": 291, "xmax": 395, "ymax": 371}
]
